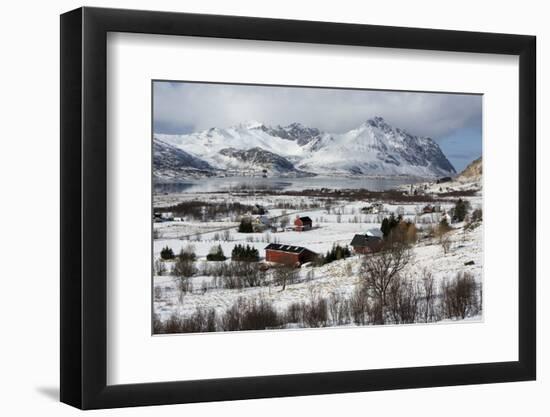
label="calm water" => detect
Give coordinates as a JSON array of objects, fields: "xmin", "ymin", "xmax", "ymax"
[{"xmin": 154, "ymin": 176, "xmax": 422, "ymax": 194}]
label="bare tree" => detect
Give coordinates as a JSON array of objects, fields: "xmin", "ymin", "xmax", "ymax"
[
  {"xmin": 440, "ymin": 271, "xmax": 479, "ymax": 319},
  {"xmin": 440, "ymin": 234, "xmax": 452, "ymax": 254},
  {"xmin": 349, "ymin": 287, "xmax": 369, "ymax": 325},
  {"xmin": 359, "ymin": 243, "xmax": 412, "ymax": 323},
  {"xmin": 154, "ymin": 286, "xmax": 163, "ymax": 301},
  {"xmin": 273, "ymin": 265, "xmax": 298, "ymax": 291},
  {"xmin": 387, "ymin": 276, "xmax": 419, "ymax": 324},
  {"xmin": 328, "ymin": 292, "xmax": 350, "ymax": 326},
  {"xmin": 173, "ymin": 254, "xmax": 196, "ymax": 300},
  {"xmin": 420, "ymin": 268, "xmax": 436, "ymax": 322},
  {"xmin": 154, "ymin": 259, "xmax": 167, "ymax": 276},
  {"xmin": 279, "ymin": 216, "xmax": 290, "ymax": 230}
]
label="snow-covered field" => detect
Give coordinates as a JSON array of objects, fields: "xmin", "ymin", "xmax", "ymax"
[{"xmin": 153, "ymin": 183, "xmax": 483, "ymax": 331}]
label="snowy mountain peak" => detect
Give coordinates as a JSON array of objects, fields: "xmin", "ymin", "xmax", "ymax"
[
  {"xmin": 367, "ymin": 116, "xmax": 387, "ymax": 126},
  {"xmin": 362, "ymin": 116, "xmax": 395, "ymax": 133},
  {"xmin": 154, "ymin": 118, "xmax": 456, "ymax": 180},
  {"xmin": 235, "ymin": 120, "xmax": 265, "ymax": 130}
]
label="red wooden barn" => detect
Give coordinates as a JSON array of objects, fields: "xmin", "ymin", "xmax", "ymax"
[
  {"xmin": 265, "ymin": 243, "xmax": 317, "ymax": 267},
  {"xmin": 294, "ymin": 216, "xmax": 313, "ymax": 231}
]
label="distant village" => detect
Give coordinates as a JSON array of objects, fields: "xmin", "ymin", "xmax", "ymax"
[{"xmin": 154, "ymin": 197, "xmax": 456, "ymax": 270}]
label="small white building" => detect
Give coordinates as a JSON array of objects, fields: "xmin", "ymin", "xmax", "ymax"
[{"xmin": 160, "ymin": 212, "xmax": 174, "ymax": 221}]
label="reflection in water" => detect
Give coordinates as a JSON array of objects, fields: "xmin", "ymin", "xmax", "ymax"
[{"xmin": 154, "ymin": 176, "xmax": 420, "ymax": 194}]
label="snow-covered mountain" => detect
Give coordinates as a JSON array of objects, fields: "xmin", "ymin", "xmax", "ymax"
[
  {"xmin": 154, "ymin": 117, "xmax": 456, "ymax": 180},
  {"xmin": 153, "ymin": 138, "xmax": 216, "ymax": 180},
  {"xmin": 217, "ymin": 147, "xmax": 310, "ymax": 176}
]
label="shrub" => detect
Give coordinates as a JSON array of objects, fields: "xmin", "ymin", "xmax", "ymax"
[
  {"xmin": 240, "ymin": 299, "xmax": 281, "ymax": 330},
  {"xmin": 437, "ymin": 217, "xmax": 452, "ymax": 235},
  {"xmin": 219, "ymin": 298, "xmax": 282, "ymax": 331},
  {"xmin": 238, "ymin": 218, "xmax": 254, "ymax": 233},
  {"xmin": 386, "ymin": 277, "xmax": 419, "ymax": 324},
  {"xmin": 160, "ymin": 246, "xmax": 175, "ymax": 260},
  {"xmin": 471, "ymin": 208, "xmax": 482, "ymax": 222},
  {"xmin": 206, "ymin": 244, "xmax": 226, "ymax": 261},
  {"xmin": 328, "ymin": 293, "xmax": 351, "ymax": 326},
  {"xmin": 389, "ymin": 220, "xmax": 418, "ymax": 245},
  {"xmin": 281, "ymin": 296, "xmax": 329, "ymax": 328},
  {"xmin": 178, "ymin": 245, "xmax": 196, "ymax": 262},
  {"xmin": 302, "ymin": 296, "xmax": 329, "ymax": 328},
  {"xmin": 284, "ymin": 302, "xmax": 304, "ymax": 325},
  {"xmin": 452, "ymin": 198, "xmax": 470, "ymax": 222},
  {"xmin": 464, "ymin": 208, "xmax": 483, "ymax": 231},
  {"xmin": 154, "ymin": 309, "xmax": 218, "ymax": 334},
  {"xmin": 440, "ymin": 271, "xmax": 479, "ymax": 319},
  {"xmin": 152, "ymin": 314, "xmax": 164, "ymax": 334},
  {"xmin": 154, "ymin": 259, "xmax": 167, "ymax": 276},
  {"xmin": 235, "ymin": 262, "xmax": 264, "ymax": 287}
]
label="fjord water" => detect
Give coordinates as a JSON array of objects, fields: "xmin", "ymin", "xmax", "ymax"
[{"xmin": 154, "ymin": 175, "xmax": 421, "ymax": 194}]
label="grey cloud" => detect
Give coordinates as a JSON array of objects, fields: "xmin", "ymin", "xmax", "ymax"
[{"xmin": 153, "ymin": 81, "xmax": 481, "ymax": 140}]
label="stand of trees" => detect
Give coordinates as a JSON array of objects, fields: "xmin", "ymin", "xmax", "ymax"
[
  {"xmin": 160, "ymin": 246, "xmax": 175, "ymax": 260},
  {"xmin": 206, "ymin": 244, "xmax": 226, "ymax": 261},
  {"xmin": 381, "ymin": 213, "xmax": 401, "ymax": 237},
  {"xmin": 231, "ymin": 244, "xmax": 259, "ymax": 262},
  {"xmin": 317, "ymin": 244, "xmax": 351, "ymax": 266},
  {"xmin": 380, "ymin": 215, "xmax": 418, "ymax": 245}
]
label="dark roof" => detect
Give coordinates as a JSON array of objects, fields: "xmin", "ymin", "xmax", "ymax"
[
  {"xmin": 350, "ymin": 234, "xmax": 382, "ymax": 247},
  {"xmin": 297, "ymin": 216, "xmax": 312, "ymax": 223},
  {"xmin": 265, "ymin": 243, "xmax": 316, "ymax": 254}
]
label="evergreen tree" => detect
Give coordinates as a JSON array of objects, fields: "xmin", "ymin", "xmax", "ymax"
[
  {"xmin": 322, "ymin": 244, "xmax": 351, "ymax": 265},
  {"xmin": 206, "ymin": 244, "xmax": 227, "ymax": 261},
  {"xmin": 160, "ymin": 246, "xmax": 175, "ymax": 260},
  {"xmin": 238, "ymin": 218, "xmax": 254, "ymax": 233},
  {"xmin": 453, "ymin": 198, "xmax": 470, "ymax": 222},
  {"xmin": 381, "ymin": 213, "xmax": 400, "ymax": 237}
]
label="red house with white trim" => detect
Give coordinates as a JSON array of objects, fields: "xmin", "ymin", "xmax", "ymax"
[{"xmin": 294, "ymin": 216, "xmax": 313, "ymax": 232}]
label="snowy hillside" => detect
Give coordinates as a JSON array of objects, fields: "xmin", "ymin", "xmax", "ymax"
[
  {"xmin": 456, "ymin": 156, "xmax": 482, "ymax": 182},
  {"xmin": 153, "ymin": 138, "xmax": 217, "ymax": 180},
  {"xmin": 154, "ymin": 117, "xmax": 456, "ymax": 179}
]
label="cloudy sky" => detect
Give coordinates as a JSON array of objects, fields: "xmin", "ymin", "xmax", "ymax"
[{"xmin": 153, "ymin": 81, "xmax": 482, "ymax": 171}]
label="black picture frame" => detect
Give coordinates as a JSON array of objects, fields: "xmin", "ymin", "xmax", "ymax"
[{"xmin": 60, "ymin": 6, "xmax": 536, "ymax": 410}]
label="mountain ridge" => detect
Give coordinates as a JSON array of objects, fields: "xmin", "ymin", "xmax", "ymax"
[{"xmin": 154, "ymin": 117, "xmax": 456, "ymax": 180}]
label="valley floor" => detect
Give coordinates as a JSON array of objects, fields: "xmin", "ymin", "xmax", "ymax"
[{"xmin": 152, "ymin": 187, "xmax": 483, "ymax": 332}]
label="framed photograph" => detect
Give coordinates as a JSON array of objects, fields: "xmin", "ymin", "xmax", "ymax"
[{"xmin": 60, "ymin": 7, "xmax": 536, "ymax": 409}]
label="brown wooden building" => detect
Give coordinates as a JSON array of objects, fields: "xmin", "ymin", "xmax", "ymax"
[
  {"xmin": 294, "ymin": 216, "xmax": 313, "ymax": 231},
  {"xmin": 350, "ymin": 234, "xmax": 383, "ymax": 255},
  {"xmin": 265, "ymin": 243, "xmax": 317, "ymax": 266}
]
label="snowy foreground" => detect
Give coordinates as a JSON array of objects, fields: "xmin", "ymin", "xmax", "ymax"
[{"xmin": 153, "ymin": 188, "xmax": 483, "ymax": 333}]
